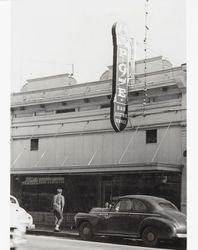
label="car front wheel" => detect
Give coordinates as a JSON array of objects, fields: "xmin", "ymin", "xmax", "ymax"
[
  {"xmin": 142, "ymin": 226, "xmax": 158, "ymax": 247},
  {"xmin": 79, "ymin": 222, "xmax": 93, "ymax": 241}
]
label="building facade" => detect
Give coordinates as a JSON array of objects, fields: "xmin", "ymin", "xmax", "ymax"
[{"xmin": 10, "ymin": 56, "xmax": 186, "ymax": 227}]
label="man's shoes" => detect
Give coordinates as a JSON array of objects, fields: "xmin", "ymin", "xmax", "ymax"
[{"xmin": 54, "ymin": 225, "xmax": 59, "ymax": 232}]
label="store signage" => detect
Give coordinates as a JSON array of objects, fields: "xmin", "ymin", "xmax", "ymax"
[
  {"xmin": 110, "ymin": 22, "xmax": 132, "ymax": 132},
  {"xmin": 22, "ymin": 177, "xmax": 64, "ymax": 185}
]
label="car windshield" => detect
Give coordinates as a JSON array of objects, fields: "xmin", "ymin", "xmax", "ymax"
[
  {"xmin": 159, "ymin": 202, "xmax": 178, "ymax": 211},
  {"xmin": 10, "ymin": 197, "xmax": 17, "ymax": 204}
]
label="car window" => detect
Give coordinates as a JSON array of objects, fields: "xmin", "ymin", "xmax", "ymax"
[
  {"xmin": 113, "ymin": 201, "xmax": 120, "ymax": 212},
  {"xmin": 115, "ymin": 199, "xmax": 132, "ymax": 212},
  {"xmin": 10, "ymin": 196, "xmax": 17, "ymax": 204},
  {"xmin": 159, "ymin": 202, "xmax": 178, "ymax": 211},
  {"xmin": 133, "ymin": 199, "xmax": 147, "ymax": 212}
]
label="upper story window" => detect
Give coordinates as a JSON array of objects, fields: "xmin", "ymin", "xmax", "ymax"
[
  {"xmin": 129, "ymin": 91, "xmax": 139, "ymax": 97},
  {"xmin": 100, "ymin": 103, "xmax": 110, "ymax": 109},
  {"xmin": 31, "ymin": 138, "xmax": 39, "ymax": 151},
  {"xmin": 146, "ymin": 129, "xmax": 157, "ymax": 144},
  {"xmin": 56, "ymin": 108, "xmax": 75, "ymax": 114}
]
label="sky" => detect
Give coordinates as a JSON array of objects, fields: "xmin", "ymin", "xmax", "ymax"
[{"xmin": 11, "ymin": 0, "xmax": 186, "ymax": 92}]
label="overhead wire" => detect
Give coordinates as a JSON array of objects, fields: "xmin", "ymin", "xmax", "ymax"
[
  {"xmin": 135, "ymin": 40, "xmax": 181, "ymax": 86},
  {"xmin": 142, "ymin": 0, "xmax": 149, "ymax": 116}
]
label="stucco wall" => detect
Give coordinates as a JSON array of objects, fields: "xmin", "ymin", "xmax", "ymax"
[{"xmin": 11, "ymin": 122, "xmax": 183, "ymax": 170}]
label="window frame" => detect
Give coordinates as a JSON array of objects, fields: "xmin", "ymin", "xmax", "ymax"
[
  {"xmin": 146, "ymin": 129, "xmax": 157, "ymax": 144},
  {"xmin": 30, "ymin": 138, "xmax": 39, "ymax": 151}
]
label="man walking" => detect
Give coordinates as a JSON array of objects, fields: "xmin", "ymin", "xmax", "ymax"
[{"xmin": 53, "ymin": 188, "xmax": 65, "ymax": 232}]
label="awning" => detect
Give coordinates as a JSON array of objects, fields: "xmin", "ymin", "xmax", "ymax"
[{"xmin": 10, "ymin": 162, "xmax": 183, "ymax": 175}]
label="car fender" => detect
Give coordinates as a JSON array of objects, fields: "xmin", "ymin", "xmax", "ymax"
[
  {"xmin": 138, "ymin": 216, "xmax": 176, "ymax": 239},
  {"xmin": 75, "ymin": 212, "xmax": 102, "ymax": 229}
]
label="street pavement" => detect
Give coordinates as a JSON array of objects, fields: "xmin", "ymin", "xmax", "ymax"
[{"xmin": 18, "ymin": 234, "xmax": 177, "ymax": 250}]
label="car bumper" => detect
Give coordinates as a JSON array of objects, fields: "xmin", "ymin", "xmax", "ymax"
[
  {"xmin": 176, "ymin": 233, "xmax": 187, "ymax": 238},
  {"xmin": 27, "ymin": 224, "xmax": 35, "ymax": 230}
]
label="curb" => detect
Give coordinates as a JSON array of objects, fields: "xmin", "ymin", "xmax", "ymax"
[{"xmin": 27, "ymin": 229, "xmax": 79, "ymax": 239}]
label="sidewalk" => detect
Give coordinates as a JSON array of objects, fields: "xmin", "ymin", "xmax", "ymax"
[{"xmin": 27, "ymin": 225, "xmax": 79, "ymax": 238}]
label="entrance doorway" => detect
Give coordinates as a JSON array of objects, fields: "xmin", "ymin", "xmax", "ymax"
[{"xmin": 102, "ymin": 180, "xmax": 112, "ymax": 207}]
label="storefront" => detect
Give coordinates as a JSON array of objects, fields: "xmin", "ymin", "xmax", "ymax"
[{"xmin": 11, "ymin": 164, "xmax": 182, "ymax": 216}]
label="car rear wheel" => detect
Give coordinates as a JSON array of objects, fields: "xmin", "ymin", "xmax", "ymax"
[
  {"xmin": 79, "ymin": 222, "xmax": 93, "ymax": 240},
  {"xmin": 142, "ymin": 226, "xmax": 158, "ymax": 247}
]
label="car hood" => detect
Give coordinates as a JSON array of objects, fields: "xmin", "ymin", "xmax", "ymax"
[{"xmin": 90, "ymin": 207, "xmax": 110, "ymax": 213}]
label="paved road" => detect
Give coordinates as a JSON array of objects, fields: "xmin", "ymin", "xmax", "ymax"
[{"xmin": 18, "ymin": 234, "xmax": 183, "ymax": 250}]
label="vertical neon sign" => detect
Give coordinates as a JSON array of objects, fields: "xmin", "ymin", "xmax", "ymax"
[{"xmin": 111, "ymin": 22, "xmax": 132, "ymax": 132}]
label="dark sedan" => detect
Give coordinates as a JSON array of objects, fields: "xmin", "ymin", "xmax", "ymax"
[{"xmin": 75, "ymin": 195, "xmax": 186, "ymax": 247}]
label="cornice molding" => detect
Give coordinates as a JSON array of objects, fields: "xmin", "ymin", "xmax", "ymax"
[{"xmin": 10, "ymin": 162, "xmax": 183, "ymax": 174}]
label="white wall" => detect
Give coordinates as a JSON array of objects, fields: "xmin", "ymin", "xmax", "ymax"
[{"xmin": 11, "ymin": 124, "xmax": 183, "ymax": 169}]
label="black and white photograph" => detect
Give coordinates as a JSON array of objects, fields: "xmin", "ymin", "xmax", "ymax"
[{"xmin": 2, "ymin": 0, "xmax": 194, "ymax": 249}]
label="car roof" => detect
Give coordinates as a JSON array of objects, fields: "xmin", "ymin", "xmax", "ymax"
[{"xmin": 119, "ymin": 195, "xmax": 168, "ymax": 203}]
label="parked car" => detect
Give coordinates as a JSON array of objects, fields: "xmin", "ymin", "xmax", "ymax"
[
  {"xmin": 10, "ymin": 195, "xmax": 35, "ymax": 231},
  {"xmin": 10, "ymin": 195, "xmax": 35, "ymax": 250},
  {"xmin": 75, "ymin": 195, "xmax": 187, "ymax": 247}
]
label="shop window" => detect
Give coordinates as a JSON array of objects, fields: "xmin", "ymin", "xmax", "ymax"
[
  {"xmin": 30, "ymin": 138, "xmax": 39, "ymax": 151},
  {"xmin": 146, "ymin": 129, "xmax": 157, "ymax": 143}
]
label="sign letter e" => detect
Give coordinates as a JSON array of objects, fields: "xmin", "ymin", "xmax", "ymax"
[{"xmin": 118, "ymin": 87, "xmax": 126, "ymax": 98}]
